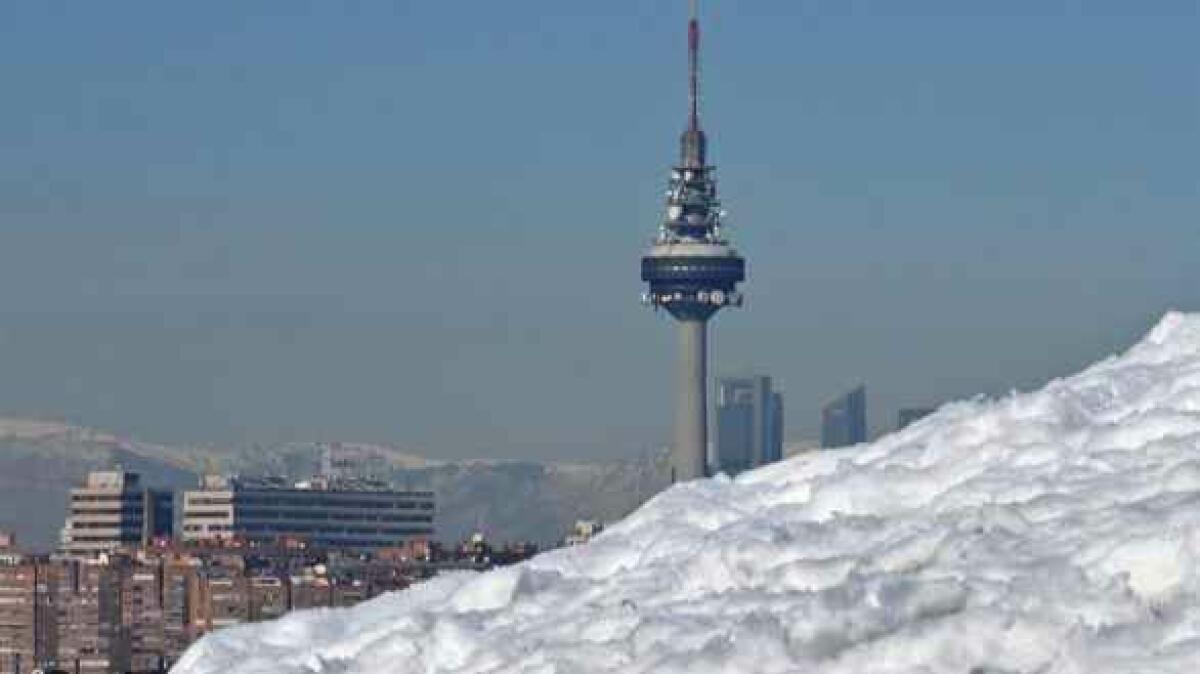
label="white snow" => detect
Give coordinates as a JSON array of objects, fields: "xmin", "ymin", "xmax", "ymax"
[{"xmin": 174, "ymin": 312, "xmax": 1200, "ymax": 673}]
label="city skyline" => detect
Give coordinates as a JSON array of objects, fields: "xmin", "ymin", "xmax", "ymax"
[{"xmin": 1, "ymin": 2, "xmax": 1196, "ymax": 460}]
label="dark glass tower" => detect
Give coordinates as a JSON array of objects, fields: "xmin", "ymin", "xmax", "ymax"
[
  {"xmin": 714, "ymin": 376, "xmax": 783, "ymax": 476},
  {"xmin": 821, "ymin": 385, "xmax": 867, "ymax": 448},
  {"xmin": 641, "ymin": 1, "xmax": 745, "ymax": 482}
]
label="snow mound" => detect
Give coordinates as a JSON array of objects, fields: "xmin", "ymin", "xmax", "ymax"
[{"xmin": 174, "ymin": 313, "xmax": 1200, "ymax": 673}]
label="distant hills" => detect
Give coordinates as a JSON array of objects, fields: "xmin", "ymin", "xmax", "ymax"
[{"xmin": 0, "ymin": 418, "xmax": 669, "ymax": 550}]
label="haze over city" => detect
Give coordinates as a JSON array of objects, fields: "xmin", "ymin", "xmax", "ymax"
[
  {"xmin": 2, "ymin": 0, "xmax": 1196, "ymax": 461},
  {"xmin": 4, "ymin": 2, "xmax": 1200, "ymax": 673}
]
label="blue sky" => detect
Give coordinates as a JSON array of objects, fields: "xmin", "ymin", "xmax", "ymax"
[{"xmin": 0, "ymin": 1, "xmax": 1196, "ymax": 459}]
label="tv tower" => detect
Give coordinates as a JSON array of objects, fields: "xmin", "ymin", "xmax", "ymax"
[{"xmin": 641, "ymin": 0, "xmax": 745, "ymax": 482}]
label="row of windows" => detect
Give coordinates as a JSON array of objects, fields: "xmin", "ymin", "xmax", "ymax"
[
  {"xmin": 71, "ymin": 494, "xmax": 145, "ymax": 502},
  {"xmin": 235, "ymin": 496, "xmax": 432, "ymax": 510},
  {"xmin": 185, "ymin": 509, "xmax": 232, "ymax": 518},
  {"xmin": 239, "ymin": 523, "xmax": 431, "ymax": 536},
  {"xmin": 69, "ymin": 522, "xmax": 142, "ymax": 530},
  {"xmin": 70, "ymin": 506, "xmax": 145, "ymax": 515},
  {"xmin": 187, "ymin": 497, "xmax": 232, "ymax": 506},
  {"xmin": 230, "ymin": 509, "xmax": 432, "ymax": 524},
  {"xmin": 66, "ymin": 534, "xmax": 142, "ymax": 542}
]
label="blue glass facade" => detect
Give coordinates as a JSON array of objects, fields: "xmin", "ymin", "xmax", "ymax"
[{"xmin": 821, "ymin": 385, "xmax": 867, "ymax": 448}]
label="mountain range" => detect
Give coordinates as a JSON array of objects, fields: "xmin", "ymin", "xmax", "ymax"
[{"xmin": 0, "ymin": 418, "xmax": 670, "ymax": 550}]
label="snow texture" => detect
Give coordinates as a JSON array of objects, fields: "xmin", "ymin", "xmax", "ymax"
[{"xmin": 174, "ymin": 313, "xmax": 1200, "ymax": 673}]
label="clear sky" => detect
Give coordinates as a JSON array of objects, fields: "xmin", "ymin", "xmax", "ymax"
[{"xmin": 1, "ymin": 1, "xmax": 1196, "ymax": 460}]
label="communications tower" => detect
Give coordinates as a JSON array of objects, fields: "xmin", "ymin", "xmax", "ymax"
[{"xmin": 641, "ymin": 0, "xmax": 745, "ymax": 482}]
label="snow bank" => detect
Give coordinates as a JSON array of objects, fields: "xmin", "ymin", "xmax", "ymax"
[{"xmin": 174, "ymin": 313, "xmax": 1200, "ymax": 673}]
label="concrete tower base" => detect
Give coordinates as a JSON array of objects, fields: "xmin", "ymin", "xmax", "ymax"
[{"xmin": 673, "ymin": 318, "xmax": 708, "ymax": 482}]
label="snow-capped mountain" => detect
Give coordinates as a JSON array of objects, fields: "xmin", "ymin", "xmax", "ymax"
[{"xmin": 0, "ymin": 419, "xmax": 666, "ymax": 550}]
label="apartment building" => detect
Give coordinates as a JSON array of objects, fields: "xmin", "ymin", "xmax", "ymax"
[{"xmin": 0, "ymin": 558, "xmax": 54, "ymax": 674}]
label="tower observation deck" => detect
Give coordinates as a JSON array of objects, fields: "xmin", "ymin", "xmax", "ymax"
[{"xmin": 640, "ymin": 0, "xmax": 745, "ymax": 482}]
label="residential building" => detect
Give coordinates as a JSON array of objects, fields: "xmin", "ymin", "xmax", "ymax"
[
  {"xmin": 247, "ymin": 576, "xmax": 288, "ymax": 622},
  {"xmin": 181, "ymin": 475, "xmax": 434, "ymax": 552},
  {"xmin": 0, "ymin": 558, "xmax": 55, "ymax": 674},
  {"xmin": 821, "ymin": 385, "xmax": 867, "ymax": 448},
  {"xmin": 713, "ymin": 375, "xmax": 784, "ymax": 476},
  {"xmin": 161, "ymin": 554, "xmax": 199, "ymax": 664},
  {"xmin": 59, "ymin": 471, "xmax": 174, "ymax": 558},
  {"xmin": 121, "ymin": 557, "xmax": 172, "ymax": 673},
  {"xmin": 53, "ymin": 559, "xmax": 129, "ymax": 674},
  {"xmin": 0, "ymin": 530, "xmax": 534, "ymax": 672},
  {"xmin": 287, "ymin": 574, "xmax": 331, "ymax": 611}
]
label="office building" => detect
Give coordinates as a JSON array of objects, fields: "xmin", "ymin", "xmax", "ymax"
[
  {"xmin": 713, "ymin": 376, "xmax": 783, "ymax": 476},
  {"xmin": 898, "ymin": 407, "xmax": 935, "ymax": 430},
  {"xmin": 821, "ymin": 385, "xmax": 867, "ymax": 448},
  {"xmin": 181, "ymin": 475, "xmax": 434, "ymax": 551},
  {"xmin": 59, "ymin": 471, "xmax": 174, "ymax": 558}
]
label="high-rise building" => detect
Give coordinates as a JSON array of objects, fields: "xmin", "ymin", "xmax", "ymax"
[
  {"xmin": 640, "ymin": 1, "xmax": 746, "ymax": 482},
  {"xmin": 52, "ymin": 559, "xmax": 129, "ymax": 674},
  {"xmin": 161, "ymin": 554, "xmax": 199, "ymax": 663},
  {"xmin": 897, "ymin": 407, "xmax": 935, "ymax": 430},
  {"xmin": 181, "ymin": 475, "xmax": 434, "ymax": 551},
  {"xmin": 0, "ymin": 559, "xmax": 55, "ymax": 674},
  {"xmin": 59, "ymin": 471, "xmax": 174, "ymax": 558},
  {"xmin": 821, "ymin": 385, "xmax": 867, "ymax": 448},
  {"xmin": 121, "ymin": 558, "xmax": 167, "ymax": 673},
  {"xmin": 713, "ymin": 376, "xmax": 783, "ymax": 476}
]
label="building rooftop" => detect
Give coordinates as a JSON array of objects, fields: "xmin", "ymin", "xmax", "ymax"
[
  {"xmin": 197, "ymin": 474, "xmax": 432, "ymax": 496},
  {"xmin": 82, "ymin": 470, "xmax": 141, "ymax": 490}
]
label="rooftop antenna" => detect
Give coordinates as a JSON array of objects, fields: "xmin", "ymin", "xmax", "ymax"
[
  {"xmin": 688, "ymin": 0, "xmax": 700, "ymax": 131},
  {"xmin": 681, "ymin": 0, "xmax": 707, "ymax": 167}
]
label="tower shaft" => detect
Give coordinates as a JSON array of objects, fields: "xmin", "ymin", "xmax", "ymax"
[{"xmin": 674, "ymin": 318, "xmax": 708, "ymax": 481}]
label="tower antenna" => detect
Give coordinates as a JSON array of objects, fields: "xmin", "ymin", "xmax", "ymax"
[
  {"xmin": 681, "ymin": 0, "xmax": 708, "ymax": 167},
  {"xmin": 688, "ymin": 0, "xmax": 701, "ymax": 131}
]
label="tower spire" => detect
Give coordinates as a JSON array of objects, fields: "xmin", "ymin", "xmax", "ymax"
[
  {"xmin": 688, "ymin": 0, "xmax": 700, "ymax": 131},
  {"xmin": 681, "ymin": 0, "xmax": 707, "ymax": 167}
]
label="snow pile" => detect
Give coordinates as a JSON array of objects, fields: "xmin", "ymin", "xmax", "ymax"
[{"xmin": 175, "ymin": 313, "xmax": 1200, "ymax": 673}]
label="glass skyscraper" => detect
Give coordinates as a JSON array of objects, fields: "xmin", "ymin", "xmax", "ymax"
[
  {"xmin": 821, "ymin": 385, "xmax": 867, "ymax": 448},
  {"xmin": 713, "ymin": 375, "xmax": 783, "ymax": 476}
]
